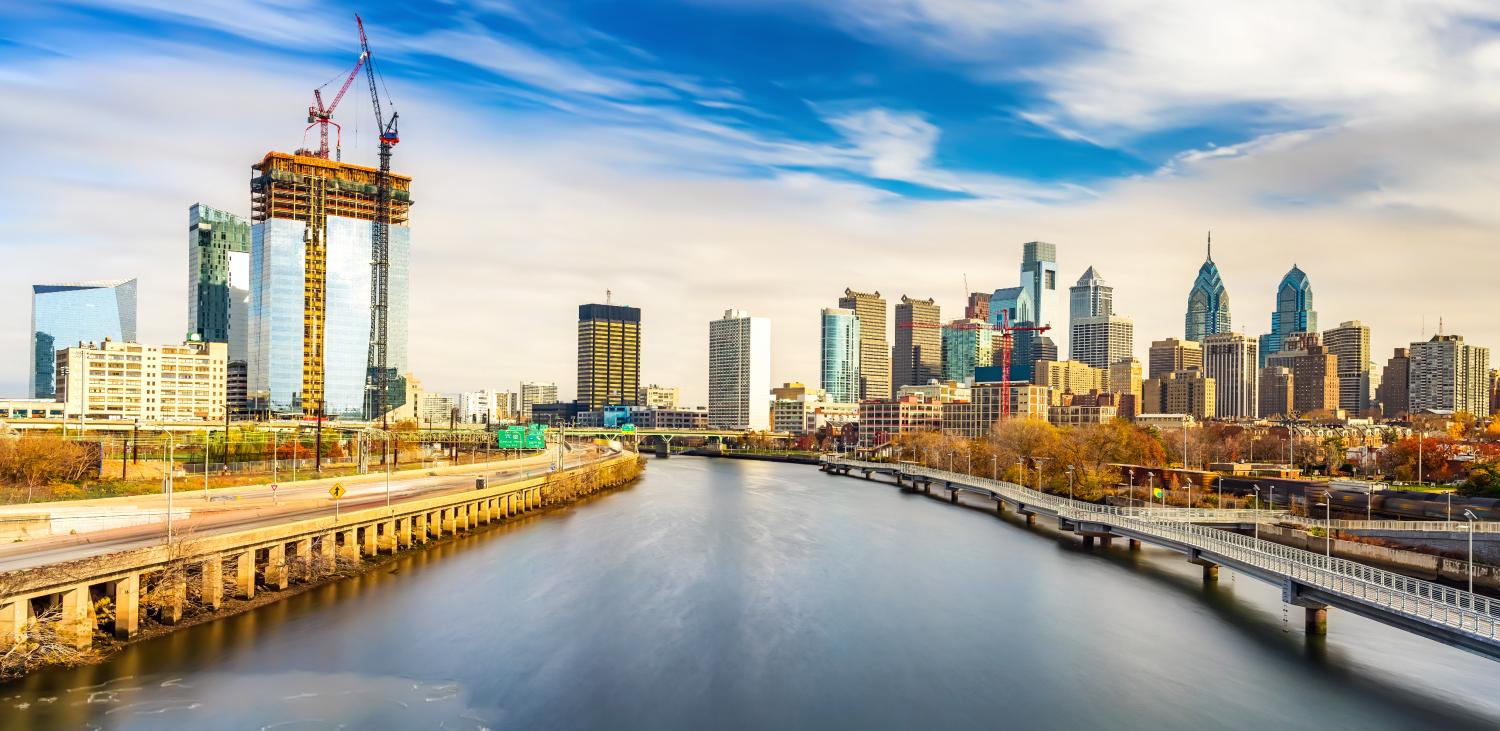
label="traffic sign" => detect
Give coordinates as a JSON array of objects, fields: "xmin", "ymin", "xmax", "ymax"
[
  {"xmin": 329, "ymin": 483, "xmax": 346, "ymax": 499},
  {"xmin": 620, "ymin": 424, "xmax": 636, "ymax": 434},
  {"xmin": 270, "ymin": 483, "xmax": 278, "ymax": 492}
]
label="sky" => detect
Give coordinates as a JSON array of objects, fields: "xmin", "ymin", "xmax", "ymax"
[{"xmin": 4, "ymin": 0, "xmax": 1500, "ymax": 405}]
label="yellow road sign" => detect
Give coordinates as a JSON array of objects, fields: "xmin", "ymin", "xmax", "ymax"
[{"xmin": 329, "ymin": 483, "xmax": 346, "ymax": 499}]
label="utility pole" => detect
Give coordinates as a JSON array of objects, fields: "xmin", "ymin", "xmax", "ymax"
[{"xmin": 315, "ymin": 400, "xmax": 324, "ymax": 473}]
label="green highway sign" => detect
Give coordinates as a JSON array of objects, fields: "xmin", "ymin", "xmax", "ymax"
[{"xmin": 620, "ymin": 424, "xmax": 636, "ymax": 434}]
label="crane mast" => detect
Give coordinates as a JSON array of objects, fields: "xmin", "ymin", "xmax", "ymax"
[{"xmin": 357, "ymin": 14, "xmax": 400, "ymax": 425}]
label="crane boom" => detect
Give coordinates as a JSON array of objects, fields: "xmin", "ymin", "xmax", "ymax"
[
  {"xmin": 357, "ymin": 13, "xmax": 400, "ymax": 425},
  {"xmin": 304, "ymin": 53, "xmax": 366, "ymax": 160}
]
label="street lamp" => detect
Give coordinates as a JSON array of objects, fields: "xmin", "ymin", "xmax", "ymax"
[
  {"xmin": 1147, "ymin": 472, "xmax": 1156, "ymax": 508},
  {"xmin": 1066, "ymin": 465, "xmax": 1075, "ymax": 502},
  {"xmin": 1317, "ymin": 501, "xmax": 1332, "ymax": 566},
  {"xmin": 1127, "ymin": 468, "xmax": 1136, "ymax": 509},
  {"xmin": 990, "ymin": 455, "xmax": 997, "ymax": 481},
  {"xmin": 1185, "ymin": 477, "xmax": 1193, "ymax": 510},
  {"xmin": 1465, "ymin": 509, "xmax": 1478, "ymax": 595},
  {"xmin": 1016, "ymin": 458, "xmax": 1025, "ymax": 485},
  {"xmin": 1251, "ymin": 486, "xmax": 1261, "ymax": 543}
]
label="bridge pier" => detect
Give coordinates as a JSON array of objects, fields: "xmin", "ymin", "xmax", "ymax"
[
  {"xmin": 1024, "ymin": 513, "xmax": 1036, "ymax": 526},
  {"xmin": 1202, "ymin": 564, "xmax": 1219, "ymax": 582},
  {"xmin": 1306, "ymin": 607, "xmax": 1328, "ymax": 636},
  {"xmin": 414, "ymin": 514, "xmax": 429, "ymax": 544},
  {"xmin": 0, "ymin": 597, "xmax": 32, "ymax": 643},
  {"xmin": 1082, "ymin": 536, "xmax": 1095, "ymax": 548},
  {"xmin": 398, "ymin": 517, "xmax": 413, "ymax": 548},
  {"xmin": 265, "ymin": 543, "xmax": 289, "ymax": 591},
  {"xmin": 292, "ymin": 538, "xmax": 312, "ymax": 579},
  {"xmin": 1128, "ymin": 539, "xmax": 1141, "ymax": 551},
  {"xmin": 361, "ymin": 525, "xmax": 377, "ymax": 555},
  {"xmin": 315, "ymin": 534, "xmax": 335, "ymax": 574},
  {"xmin": 922, "ymin": 481, "xmax": 931, "ymax": 495},
  {"xmin": 108, "ymin": 574, "xmax": 140, "ymax": 639},
  {"xmin": 60, "ymin": 585, "xmax": 93, "ymax": 648},
  {"xmin": 441, "ymin": 509, "xmax": 455, "ymax": 535},
  {"xmin": 949, "ymin": 488, "xmax": 959, "ymax": 504},
  {"xmin": 201, "ymin": 556, "xmax": 223, "ymax": 609},
  {"xmin": 338, "ymin": 529, "xmax": 358, "ymax": 562},
  {"xmin": 233, "ymin": 550, "xmax": 255, "ymax": 600},
  {"xmin": 994, "ymin": 499, "xmax": 1004, "ymax": 515},
  {"xmin": 1100, "ymin": 536, "xmax": 1114, "ymax": 549},
  {"xmin": 157, "ymin": 570, "xmax": 186, "ymax": 625}
]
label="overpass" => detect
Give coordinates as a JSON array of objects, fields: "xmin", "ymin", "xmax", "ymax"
[
  {"xmin": 822, "ymin": 457, "xmax": 1500, "ymax": 662},
  {"xmin": 560, "ymin": 427, "xmax": 795, "ymax": 442}
]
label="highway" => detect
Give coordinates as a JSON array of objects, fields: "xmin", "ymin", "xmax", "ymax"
[{"xmin": 0, "ymin": 445, "xmax": 604, "ymax": 572}]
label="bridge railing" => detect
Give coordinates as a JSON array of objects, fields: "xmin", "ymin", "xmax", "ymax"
[
  {"xmin": 1281, "ymin": 517, "xmax": 1500, "ymax": 533},
  {"xmin": 824, "ymin": 457, "xmax": 1499, "ymax": 641}
]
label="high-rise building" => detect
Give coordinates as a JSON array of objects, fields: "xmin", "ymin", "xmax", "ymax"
[
  {"xmin": 1033, "ymin": 360, "xmax": 1106, "ymax": 395},
  {"xmin": 1258, "ymin": 366, "xmax": 1295, "ymax": 419},
  {"xmin": 820, "ymin": 308, "xmax": 861, "ymax": 404},
  {"xmin": 1033, "ymin": 336, "xmax": 1058, "ymax": 364},
  {"xmin": 519, "ymin": 382, "xmax": 558, "ymax": 421},
  {"xmin": 1142, "ymin": 369, "xmax": 1216, "ymax": 419},
  {"xmin": 417, "ymin": 392, "xmax": 456, "ymax": 426},
  {"xmin": 30, "ymin": 279, "xmax": 137, "ymax": 399},
  {"xmin": 1322, "ymin": 320, "xmax": 1372, "ymax": 415},
  {"xmin": 459, "ymin": 389, "xmax": 516, "ymax": 424},
  {"xmin": 1266, "ymin": 336, "xmax": 1340, "ymax": 415},
  {"xmin": 1375, "ymin": 348, "xmax": 1410, "ymax": 419},
  {"xmin": 247, "ymin": 152, "xmax": 412, "ymax": 419},
  {"xmin": 1185, "ymin": 238, "xmax": 1231, "ymax": 342},
  {"xmin": 577, "ymin": 303, "xmax": 642, "ymax": 411},
  {"xmin": 839, "ymin": 289, "xmax": 889, "ymax": 399},
  {"xmin": 1148, "ymin": 338, "xmax": 1203, "ymax": 379},
  {"xmin": 1258, "ymin": 265, "xmax": 1317, "ymax": 367},
  {"xmin": 893, "ymin": 296, "xmax": 941, "ymax": 391},
  {"xmin": 1069, "ymin": 266, "xmax": 1112, "ymax": 327},
  {"xmin": 1409, "ymin": 334, "xmax": 1491, "ymax": 415},
  {"xmin": 965, "ymin": 292, "xmax": 990, "ymax": 321},
  {"xmin": 57, "ymin": 339, "xmax": 226, "ymax": 421},
  {"xmin": 989, "ymin": 286, "xmax": 1034, "ymax": 327},
  {"xmin": 1203, "ymin": 332, "xmax": 1258, "ymax": 419},
  {"xmin": 708, "ymin": 309, "xmax": 771, "ymax": 430},
  {"xmin": 638, "ymin": 384, "xmax": 680, "ymax": 409},
  {"xmin": 1020, "ymin": 241, "xmax": 1059, "ymax": 328},
  {"xmin": 188, "ymin": 204, "xmax": 251, "ymax": 358},
  {"xmin": 941, "ymin": 319, "xmax": 994, "ymax": 383},
  {"xmin": 1070, "ymin": 315, "xmax": 1133, "ymax": 371},
  {"xmin": 1108, "ymin": 358, "xmax": 1143, "ymax": 400}
]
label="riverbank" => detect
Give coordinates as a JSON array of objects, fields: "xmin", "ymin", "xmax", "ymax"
[{"xmin": 0, "ymin": 453, "xmax": 645, "ymax": 680}]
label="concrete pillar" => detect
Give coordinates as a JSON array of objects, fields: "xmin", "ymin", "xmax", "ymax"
[
  {"xmin": 338, "ymin": 529, "xmax": 359, "ymax": 562},
  {"xmin": 948, "ymin": 489, "xmax": 959, "ymax": 504},
  {"xmin": 922, "ymin": 482, "xmax": 931, "ymax": 494},
  {"xmin": 379, "ymin": 520, "xmax": 396, "ymax": 552},
  {"xmin": 456, "ymin": 506, "xmax": 469, "ymax": 532},
  {"xmin": 109, "ymin": 574, "xmax": 139, "ymax": 639},
  {"xmin": 1305, "ymin": 607, "xmax": 1328, "ymax": 635},
  {"xmin": 201, "ymin": 556, "xmax": 223, "ymax": 610},
  {"xmin": 442, "ymin": 509, "xmax": 455, "ymax": 534},
  {"xmin": 1100, "ymin": 537, "xmax": 1114, "ymax": 549},
  {"xmin": 60, "ymin": 585, "xmax": 93, "ymax": 649},
  {"xmin": 1025, "ymin": 514, "xmax": 1036, "ymax": 527},
  {"xmin": 397, "ymin": 518, "xmax": 413, "ymax": 549},
  {"xmin": 414, "ymin": 514, "xmax": 429, "ymax": 544},
  {"xmin": 1083, "ymin": 536, "xmax": 1095, "ymax": 548},
  {"xmin": 995, "ymin": 500, "xmax": 1005, "ymax": 515},
  {"xmin": 1202, "ymin": 564, "xmax": 1219, "ymax": 582},
  {"xmin": 361, "ymin": 525, "xmax": 377, "ymax": 555},
  {"xmin": 1128, "ymin": 539, "xmax": 1141, "ymax": 551},
  {"xmin": 158, "ymin": 572, "xmax": 186, "ymax": 625},
  {"xmin": 474, "ymin": 502, "xmax": 488, "ymax": 525},
  {"xmin": 489, "ymin": 497, "xmax": 500, "ymax": 520},
  {"xmin": 316, "ymin": 533, "xmax": 336, "ymax": 574},
  {"xmin": 265, "ymin": 543, "xmax": 288, "ymax": 591},
  {"xmin": 233, "ymin": 550, "xmax": 255, "ymax": 600},
  {"xmin": 0, "ymin": 598, "xmax": 33, "ymax": 642},
  {"xmin": 294, "ymin": 538, "xmax": 312, "ymax": 578}
]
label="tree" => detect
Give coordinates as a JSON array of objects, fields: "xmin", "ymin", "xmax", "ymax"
[{"xmin": 1459, "ymin": 461, "xmax": 1500, "ymax": 498}]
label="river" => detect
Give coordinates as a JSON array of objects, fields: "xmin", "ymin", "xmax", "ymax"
[{"xmin": 3, "ymin": 457, "xmax": 1499, "ymax": 730}]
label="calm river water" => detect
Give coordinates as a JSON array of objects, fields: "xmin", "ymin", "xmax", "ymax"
[{"xmin": 3, "ymin": 457, "xmax": 1500, "ymax": 730}]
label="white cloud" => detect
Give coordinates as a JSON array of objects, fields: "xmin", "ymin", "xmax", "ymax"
[{"xmin": 822, "ymin": 107, "xmax": 939, "ymax": 179}]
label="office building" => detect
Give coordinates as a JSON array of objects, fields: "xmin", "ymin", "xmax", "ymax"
[
  {"xmin": 965, "ymin": 292, "xmax": 990, "ymax": 321},
  {"xmin": 519, "ymin": 382, "xmax": 558, "ymax": 421},
  {"xmin": 1108, "ymin": 358, "xmax": 1143, "ymax": 400},
  {"xmin": 1375, "ymin": 348, "xmax": 1410, "ymax": 419},
  {"xmin": 57, "ymin": 339, "xmax": 226, "ymax": 421},
  {"xmin": 942, "ymin": 382, "xmax": 1051, "ymax": 435},
  {"xmin": 1020, "ymin": 241, "xmax": 1059, "ymax": 328},
  {"xmin": 897, "ymin": 380, "xmax": 970, "ymax": 404},
  {"xmin": 188, "ymin": 204, "xmax": 251, "ymax": 357},
  {"xmin": 893, "ymin": 296, "xmax": 941, "ymax": 391},
  {"xmin": 820, "ymin": 307, "xmax": 861, "ymax": 403},
  {"xmin": 1142, "ymin": 369, "xmax": 1216, "ymax": 420},
  {"xmin": 1409, "ymin": 334, "xmax": 1491, "ymax": 415},
  {"xmin": 636, "ymin": 385, "xmax": 678, "ymax": 409},
  {"xmin": 1070, "ymin": 315, "xmax": 1133, "ymax": 371},
  {"xmin": 247, "ymin": 152, "xmax": 412, "ymax": 419},
  {"xmin": 771, "ymin": 382, "xmax": 821, "ymax": 401},
  {"xmin": 529, "ymin": 400, "xmax": 586, "ymax": 427},
  {"xmin": 1049, "ymin": 392, "xmax": 1120, "ymax": 427},
  {"xmin": 1203, "ymin": 332, "xmax": 1258, "ymax": 419},
  {"xmin": 577, "ymin": 302, "xmax": 642, "ymax": 411},
  {"xmin": 859, "ymin": 395, "xmax": 943, "ymax": 445},
  {"xmin": 1068, "ymin": 266, "xmax": 1112, "ymax": 334},
  {"xmin": 1258, "ymin": 265, "xmax": 1317, "ymax": 367},
  {"xmin": 708, "ymin": 309, "xmax": 772, "ymax": 430},
  {"xmin": 1034, "ymin": 360, "xmax": 1106, "ymax": 395},
  {"xmin": 417, "ymin": 393, "xmax": 456, "ymax": 426},
  {"xmin": 1258, "ymin": 366, "xmax": 1295, "ymax": 419},
  {"xmin": 1323, "ymin": 320, "xmax": 1372, "ymax": 415},
  {"xmin": 1185, "ymin": 238, "xmax": 1231, "ymax": 342},
  {"xmin": 941, "ymin": 319, "xmax": 994, "ymax": 383},
  {"xmin": 839, "ymin": 289, "xmax": 889, "ymax": 399},
  {"xmin": 1149, "ymin": 338, "xmax": 1203, "ymax": 379},
  {"xmin": 30, "ymin": 279, "xmax": 138, "ymax": 399},
  {"xmin": 459, "ymin": 389, "xmax": 516, "ymax": 424},
  {"xmin": 1265, "ymin": 335, "xmax": 1340, "ymax": 415}
]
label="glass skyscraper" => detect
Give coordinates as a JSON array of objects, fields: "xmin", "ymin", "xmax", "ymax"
[
  {"xmin": 1020, "ymin": 241, "xmax": 1058, "ymax": 328},
  {"xmin": 1258, "ymin": 265, "xmax": 1316, "ymax": 367},
  {"xmin": 987, "ymin": 286, "xmax": 1039, "ymax": 381},
  {"xmin": 30, "ymin": 279, "xmax": 137, "ymax": 398},
  {"xmin": 820, "ymin": 308, "xmax": 860, "ymax": 403},
  {"xmin": 1185, "ymin": 240, "xmax": 1231, "ymax": 342},
  {"xmin": 188, "ymin": 204, "xmax": 251, "ymax": 361}
]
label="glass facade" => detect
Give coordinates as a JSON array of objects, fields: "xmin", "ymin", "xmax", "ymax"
[
  {"xmin": 942, "ymin": 322, "xmax": 994, "ymax": 383},
  {"xmin": 1258, "ymin": 265, "xmax": 1316, "ymax": 367},
  {"xmin": 820, "ymin": 308, "xmax": 860, "ymax": 403},
  {"xmin": 188, "ymin": 204, "xmax": 251, "ymax": 361},
  {"xmin": 1185, "ymin": 245, "xmax": 1231, "ymax": 343},
  {"xmin": 30, "ymin": 280, "xmax": 137, "ymax": 398},
  {"xmin": 324, "ymin": 216, "xmax": 374, "ymax": 420},
  {"xmin": 250, "ymin": 220, "xmax": 306, "ymax": 415}
]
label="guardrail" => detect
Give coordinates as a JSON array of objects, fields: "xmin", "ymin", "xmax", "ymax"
[
  {"xmin": 1281, "ymin": 518, "xmax": 1500, "ymax": 533},
  {"xmin": 826, "ymin": 457, "xmax": 1499, "ymax": 643}
]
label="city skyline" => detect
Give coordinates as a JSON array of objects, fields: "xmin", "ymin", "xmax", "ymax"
[{"xmin": 6, "ymin": 3, "xmax": 1500, "ymax": 406}]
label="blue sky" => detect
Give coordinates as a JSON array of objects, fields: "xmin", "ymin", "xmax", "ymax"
[{"xmin": 4, "ymin": 1, "xmax": 1500, "ymax": 401}]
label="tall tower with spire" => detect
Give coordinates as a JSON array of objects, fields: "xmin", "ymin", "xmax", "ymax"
[
  {"xmin": 1258, "ymin": 264, "xmax": 1317, "ymax": 367},
  {"xmin": 1185, "ymin": 233, "xmax": 1231, "ymax": 342}
]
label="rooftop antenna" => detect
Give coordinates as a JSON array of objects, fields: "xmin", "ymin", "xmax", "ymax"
[{"xmin": 1207, "ymin": 230, "xmax": 1212, "ymax": 260}]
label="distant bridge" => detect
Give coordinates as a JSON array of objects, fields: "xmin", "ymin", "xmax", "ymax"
[
  {"xmin": 823, "ymin": 457, "xmax": 1500, "ymax": 662},
  {"xmin": 560, "ymin": 427, "xmax": 795, "ymax": 442}
]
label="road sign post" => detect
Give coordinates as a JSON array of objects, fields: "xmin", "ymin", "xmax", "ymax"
[
  {"xmin": 271, "ymin": 483, "xmax": 279, "ymax": 506},
  {"xmin": 330, "ymin": 482, "xmax": 345, "ymax": 523}
]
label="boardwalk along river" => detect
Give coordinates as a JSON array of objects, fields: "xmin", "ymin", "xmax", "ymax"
[{"xmin": 3, "ymin": 457, "xmax": 1499, "ymax": 730}]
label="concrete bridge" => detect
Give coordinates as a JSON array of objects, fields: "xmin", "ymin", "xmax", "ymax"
[
  {"xmin": 0, "ymin": 452, "xmax": 638, "ymax": 649},
  {"xmin": 822, "ymin": 457, "xmax": 1500, "ymax": 662}
]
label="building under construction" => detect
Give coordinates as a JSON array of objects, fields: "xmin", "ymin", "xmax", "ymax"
[{"xmin": 247, "ymin": 151, "xmax": 413, "ymax": 419}]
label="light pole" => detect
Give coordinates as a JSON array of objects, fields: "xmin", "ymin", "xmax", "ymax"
[
  {"xmin": 991, "ymin": 455, "xmax": 997, "ymax": 481},
  {"xmin": 272, "ymin": 430, "xmax": 279, "ymax": 486},
  {"xmin": 1185, "ymin": 477, "xmax": 1193, "ymax": 510},
  {"xmin": 386, "ymin": 429, "xmax": 394, "ymax": 508},
  {"xmin": 1016, "ymin": 458, "xmax": 1025, "ymax": 486},
  {"xmin": 1066, "ymin": 465, "xmax": 1075, "ymax": 502},
  {"xmin": 1317, "ymin": 501, "xmax": 1331, "ymax": 567},
  {"xmin": 1147, "ymin": 473, "xmax": 1156, "ymax": 508},
  {"xmin": 1127, "ymin": 469, "xmax": 1135, "ymax": 509},
  {"xmin": 1252, "ymin": 486, "xmax": 1261, "ymax": 543},
  {"xmin": 1033, "ymin": 456, "xmax": 1051, "ymax": 493},
  {"xmin": 161, "ymin": 431, "xmax": 175, "ymax": 544},
  {"xmin": 966, "ymin": 451, "xmax": 972, "ymax": 476},
  {"xmin": 203, "ymin": 427, "xmax": 210, "ymax": 501},
  {"xmin": 1465, "ymin": 509, "xmax": 1477, "ymax": 595},
  {"xmin": 1269, "ymin": 486, "xmax": 1276, "ymax": 514},
  {"xmin": 1448, "ymin": 492, "xmax": 1453, "ymax": 521}
]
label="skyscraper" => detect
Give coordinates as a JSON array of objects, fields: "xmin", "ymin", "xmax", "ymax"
[
  {"xmin": 988, "ymin": 286, "xmax": 1040, "ymax": 381},
  {"xmin": 1323, "ymin": 320, "xmax": 1372, "ymax": 415},
  {"xmin": 1142, "ymin": 369, "xmax": 1216, "ymax": 419},
  {"xmin": 30, "ymin": 279, "xmax": 137, "ymax": 398},
  {"xmin": 1258, "ymin": 366, "xmax": 1294, "ymax": 419},
  {"xmin": 708, "ymin": 309, "xmax": 771, "ymax": 430},
  {"xmin": 1258, "ymin": 265, "xmax": 1317, "ymax": 367},
  {"xmin": 941, "ymin": 319, "xmax": 993, "ymax": 383},
  {"xmin": 964, "ymin": 292, "xmax": 990, "ymax": 321},
  {"xmin": 1203, "ymin": 332, "xmax": 1258, "ymax": 419},
  {"xmin": 188, "ymin": 204, "xmax": 251, "ymax": 358},
  {"xmin": 1375, "ymin": 348, "xmax": 1410, "ymax": 419},
  {"xmin": 820, "ymin": 308, "xmax": 861, "ymax": 403},
  {"xmin": 519, "ymin": 381, "xmax": 559, "ymax": 421},
  {"xmin": 1265, "ymin": 334, "xmax": 1340, "ymax": 415},
  {"xmin": 1070, "ymin": 315, "xmax": 1133, "ymax": 371},
  {"xmin": 1069, "ymin": 266, "xmax": 1112, "ymax": 321},
  {"xmin": 1185, "ymin": 237, "xmax": 1231, "ymax": 342},
  {"xmin": 577, "ymin": 302, "xmax": 642, "ymax": 411},
  {"xmin": 1020, "ymin": 241, "xmax": 1058, "ymax": 328},
  {"xmin": 1409, "ymin": 334, "xmax": 1491, "ymax": 415},
  {"xmin": 1148, "ymin": 338, "xmax": 1203, "ymax": 379},
  {"xmin": 247, "ymin": 152, "xmax": 412, "ymax": 418},
  {"xmin": 893, "ymin": 295, "xmax": 941, "ymax": 390},
  {"xmin": 838, "ymin": 289, "xmax": 888, "ymax": 400}
]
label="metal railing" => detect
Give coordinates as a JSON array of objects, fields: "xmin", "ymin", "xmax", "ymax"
[
  {"xmin": 826, "ymin": 457, "xmax": 1499, "ymax": 642},
  {"xmin": 1280, "ymin": 517, "xmax": 1500, "ymax": 533}
]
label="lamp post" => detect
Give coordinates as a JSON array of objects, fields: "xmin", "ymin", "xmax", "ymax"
[
  {"xmin": 203, "ymin": 427, "xmax": 210, "ymax": 501},
  {"xmin": 1465, "ymin": 509, "xmax": 1478, "ymax": 595},
  {"xmin": 1185, "ymin": 477, "xmax": 1193, "ymax": 510},
  {"xmin": 1252, "ymin": 486, "xmax": 1261, "ymax": 543},
  {"xmin": 1269, "ymin": 486, "xmax": 1276, "ymax": 514},
  {"xmin": 1127, "ymin": 469, "xmax": 1135, "ymax": 509},
  {"xmin": 1317, "ymin": 501, "xmax": 1331, "ymax": 567},
  {"xmin": 160, "ymin": 430, "xmax": 175, "ymax": 544},
  {"xmin": 386, "ymin": 429, "xmax": 394, "ymax": 509},
  {"xmin": 1016, "ymin": 458, "xmax": 1025, "ymax": 485},
  {"xmin": 1066, "ymin": 465, "xmax": 1075, "ymax": 502},
  {"xmin": 991, "ymin": 455, "xmax": 997, "ymax": 481},
  {"xmin": 1147, "ymin": 472, "xmax": 1156, "ymax": 508}
]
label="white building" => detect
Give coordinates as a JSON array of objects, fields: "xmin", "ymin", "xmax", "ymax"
[
  {"xmin": 417, "ymin": 393, "xmax": 456, "ymax": 426},
  {"xmin": 638, "ymin": 384, "xmax": 679, "ymax": 409},
  {"xmin": 459, "ymin": 389, "xmax": 516, "ymax": 424},
  {"xmin": 1069, "ymin": 314, "xmax": 1134, "ymax": 371},
  {"xmin": 708, "ymin": 309, "xmax": 771, "ymax": 430},
  {"xmin": 519, "ymin": 382, "xmax": 558, "ymax": 421},
  {"xmin": 57, "ymin": 339, "xmax": 227, "ymax": 421},
  {"xmin": 1203, "ymin": 332, "xmax": 1258, "ymax": 419},
  {"xmin": 1409, "ymin": 334, "xmax": 1491, "ymax": 415}
]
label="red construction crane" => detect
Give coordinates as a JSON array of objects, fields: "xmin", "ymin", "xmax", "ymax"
[
  {"xmin": 994, "ymin": 311, "xmax": 1050, "ymax": 420},
  {"xmin": 303, "ymin": 49, "xmax": 367, "ymax": 160}
]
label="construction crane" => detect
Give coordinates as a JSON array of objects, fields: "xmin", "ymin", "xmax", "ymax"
[
  {"xmin": 304, "ymin": 50, "xmax": 367, "ymax": 160},
  {"xmin": 993, "ymin": 311, "xmax": 1050, "ymax": 421},
  {"xmin": 357, "ymin": 13, "xmax": 400, "ymax": 426}
]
